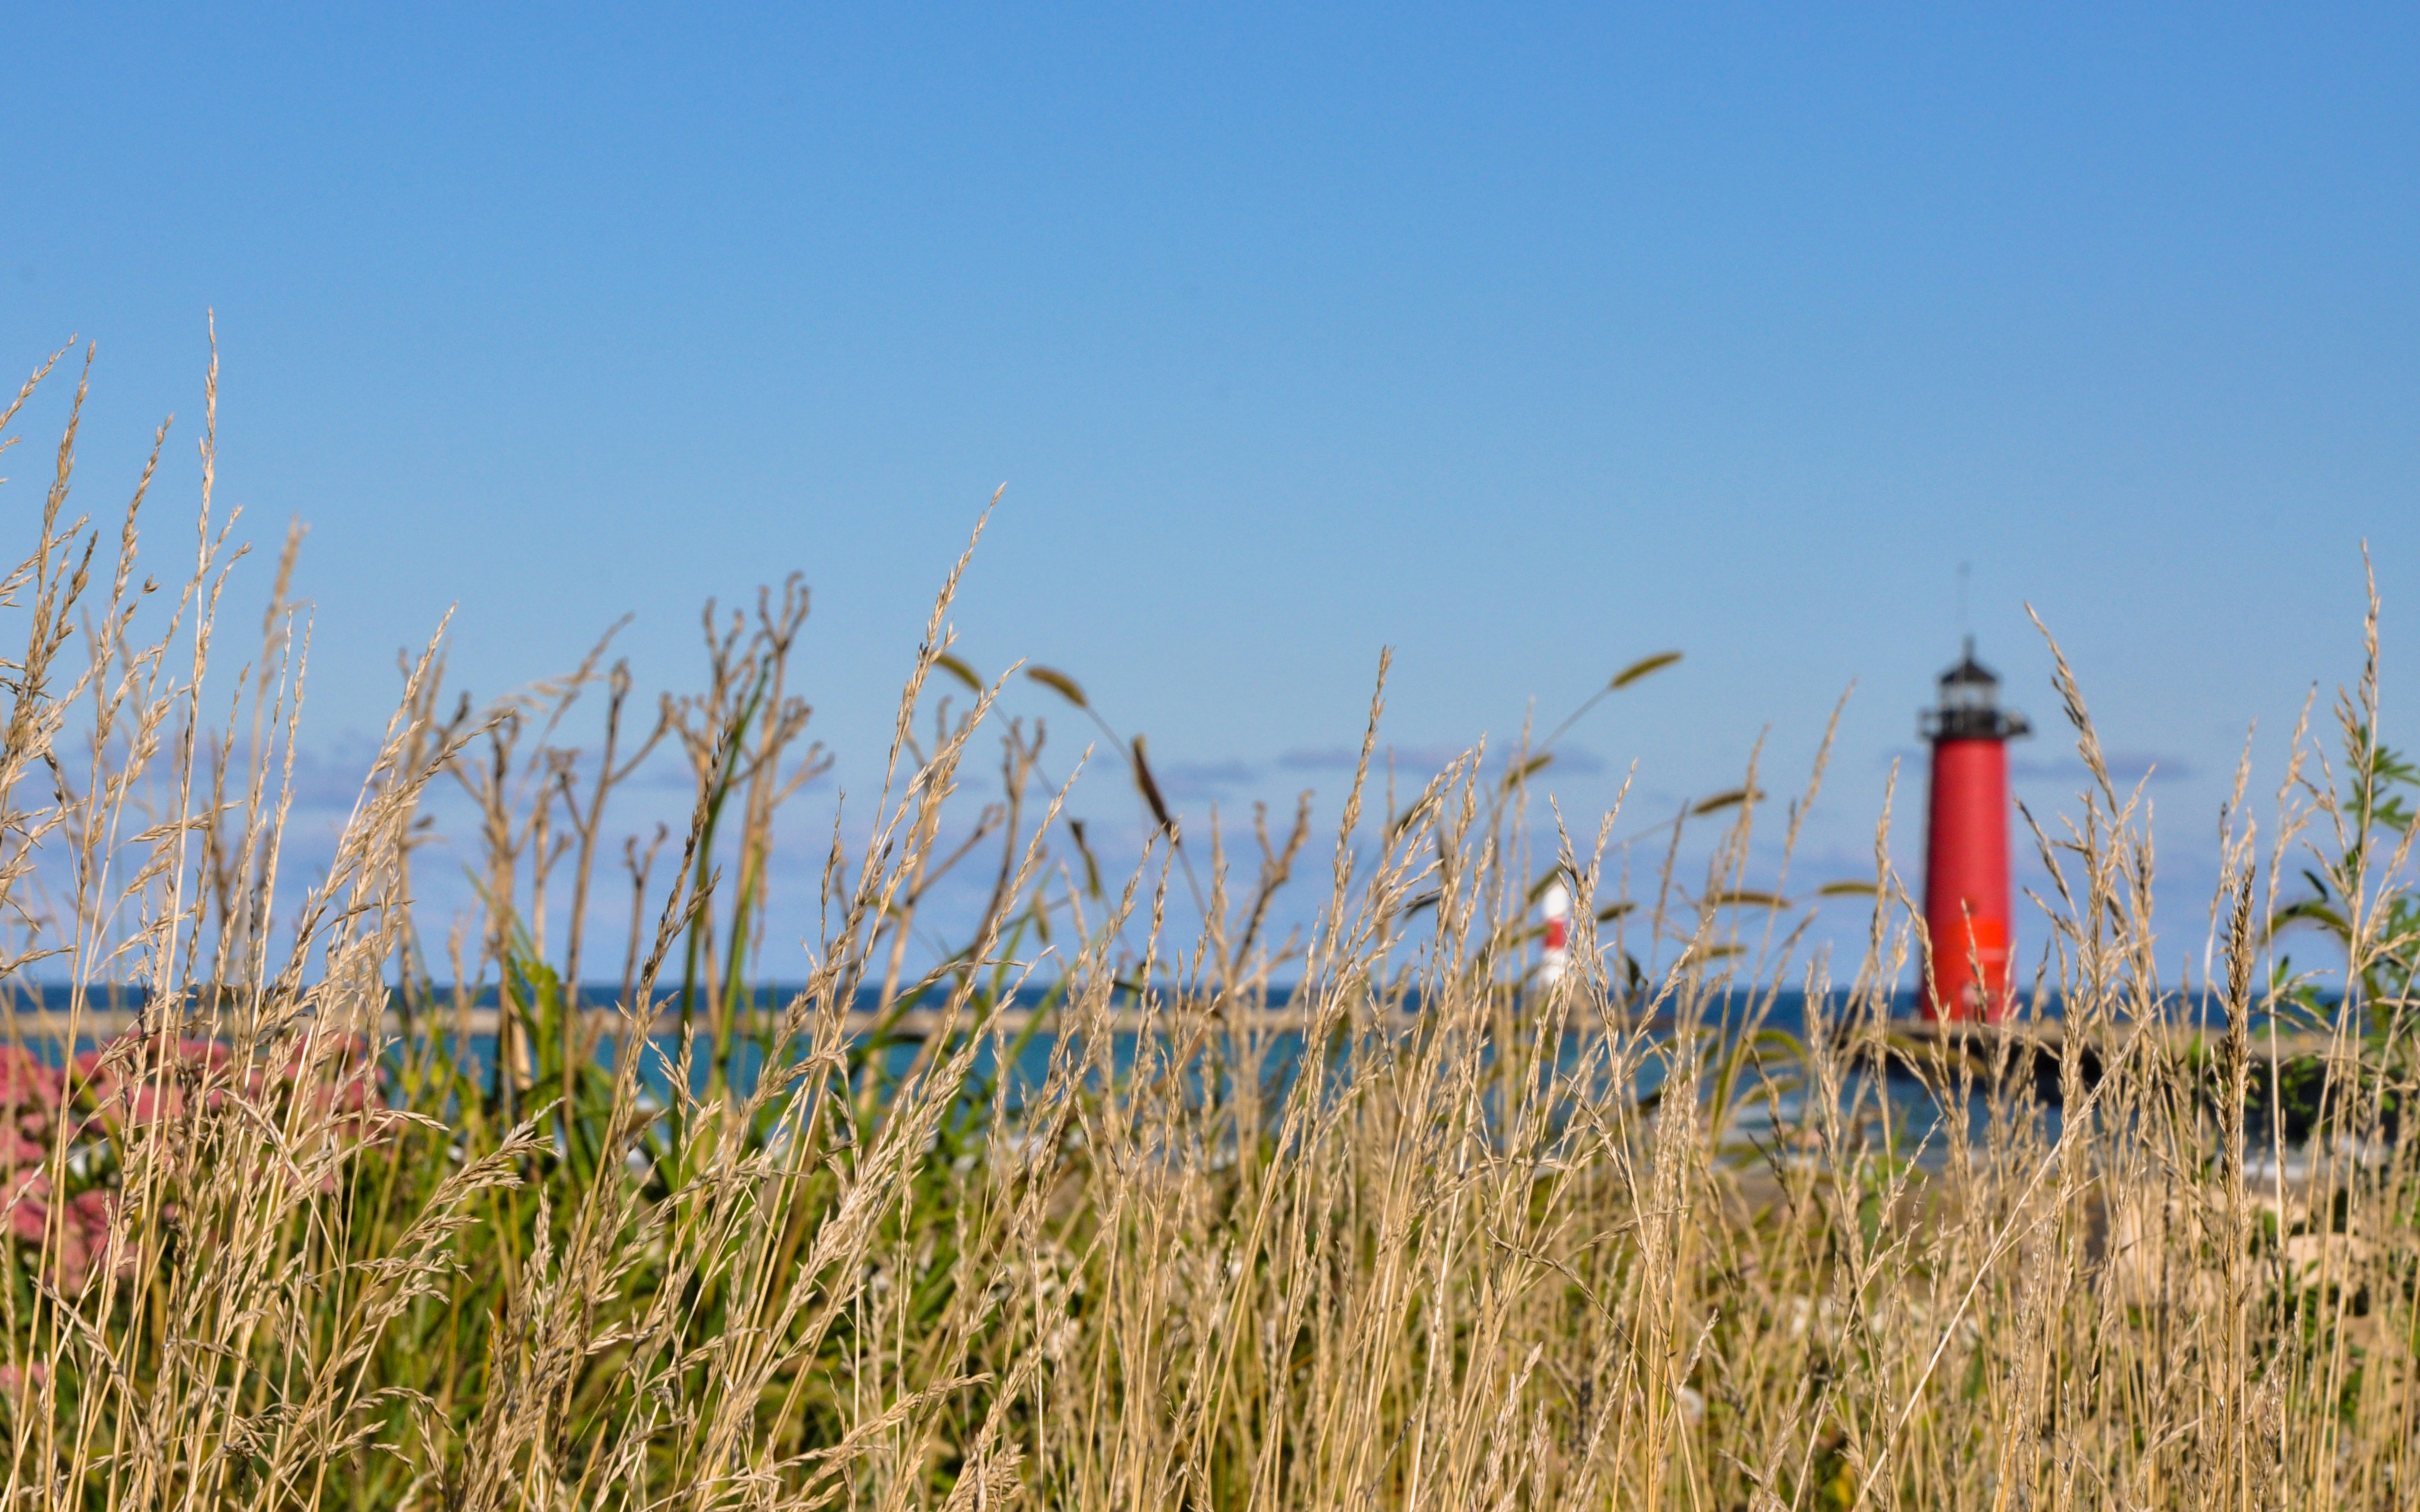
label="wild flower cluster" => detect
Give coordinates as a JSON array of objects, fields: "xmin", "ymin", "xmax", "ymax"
[
  {"xmin": 0, "ymin": 1047, "xmax": 103, "ymax": 1294},
  {"xmin": 0, "ymin": 1032, "xmax": 382, "ymax": 1295}
]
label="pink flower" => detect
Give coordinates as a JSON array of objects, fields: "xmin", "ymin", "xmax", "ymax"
[
  {"xmin": 46, "ymin": 1190, "xmax": 119, "ymax": 1294},
  {"xmin": 10, "ymin": 1027, "xmax": 394, "ymax": 1286},
  {"xmin": 4, "ymin": 1169, "xmax": 51, "ymax": 1244},
  {"xmin": 0, "ymin": 1048, "xmax": 63, "ymax": 1176},
  {"xmin": 0, "ymin": 1173, "xmax": 120, "ymax": 1292},
  {"xmin": 0, "ymin": 1047, "xmax": 61, "ymax": 1120},
  {"xmin": 73, "ymin": 1030, "xmax": 244, "ymax": 1132}
]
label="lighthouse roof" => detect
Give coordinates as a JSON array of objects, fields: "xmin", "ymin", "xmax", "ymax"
[
  {"xmin": 1939, "ymin": 636, "xmax": 1997, "ymax": 689},
  {"xmin": 1922, "ymin": 636, "xmax": 2030, "ymax": 742}
]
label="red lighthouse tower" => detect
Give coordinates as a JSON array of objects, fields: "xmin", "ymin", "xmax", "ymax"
[{"xmin": 1920, "ymin": 638, "xmax": 2030, "ymax": 1022}]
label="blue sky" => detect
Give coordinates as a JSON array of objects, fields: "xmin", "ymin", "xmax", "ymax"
[{"xmin": 5, "ymin": 4, "xmax": 2415, "ymax": 980}]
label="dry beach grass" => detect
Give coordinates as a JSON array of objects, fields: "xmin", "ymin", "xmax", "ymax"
[{"xmin": 1, "ymin": 341, "xmax": 2416, "ymax": 1508}]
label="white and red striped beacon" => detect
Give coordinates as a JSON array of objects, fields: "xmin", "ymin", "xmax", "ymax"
[{"xmin": 1540, "ymin": 880, "xmax": 1572, "ymax": 984}]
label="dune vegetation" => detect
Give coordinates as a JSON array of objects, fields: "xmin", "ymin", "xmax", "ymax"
[{"xmin": 2, "ymin": 343, "xmax": 2416, "ymax": 1509}]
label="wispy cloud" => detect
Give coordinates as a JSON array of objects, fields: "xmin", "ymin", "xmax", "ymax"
[
  {"xmin": 1281, "ymin": 743, "xmax": 1459, "ymax": 773},
  {"xmin": 1885, "ymin": 746, "xmax": 2194, "ymax": 785},
  {"xmin": 2009, "ymin": 750, "xmax": 2194, "ymax": 785},
  {"xmin": 1152, "ymin": 759, "xmax": 1261, "ymax": 800},
  {"xmin": 236, "ymin": 736, "xmax": 391, "ymax": 813},
  {"xmin": 1279, "ymin": 743, "xmax": 1606, "ymax": 778}
]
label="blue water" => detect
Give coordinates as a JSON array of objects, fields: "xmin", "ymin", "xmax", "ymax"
[{"xmin": 4, "ymin": 980, "xmax": 2363, "ymax": 1159}]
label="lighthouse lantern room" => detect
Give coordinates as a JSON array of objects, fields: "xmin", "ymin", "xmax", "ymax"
[{"xmin": 1919, "ymin": 638, "xmax": 2031, "ymax": 1021}]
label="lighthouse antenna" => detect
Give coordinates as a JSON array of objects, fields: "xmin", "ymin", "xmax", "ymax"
[{"xmin": 1956, "ymin": 560, "xmax": 1971, "ymax": 640}]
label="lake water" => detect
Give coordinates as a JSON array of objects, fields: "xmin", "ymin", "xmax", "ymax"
[{"xmin": 3, "ymin": 980, "xmax": 2361, "ymax": 1161}]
